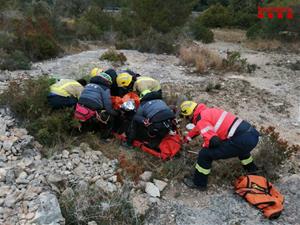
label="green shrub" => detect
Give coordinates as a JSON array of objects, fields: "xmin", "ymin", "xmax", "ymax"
[
  {"xmin": 135, "ymin": 29, "xmax": 177, "ymax": 54},
  {"xmin": 130, "ymin": 0, "xmax": 196, "ymax": 33},
  {"xmin": 190, "ymin": 21, "xmax": 214, "ymax": 43},
  {"xmin": 0, "ymin": 77, "xmax": 78, "ymax": 147},
  {"xmin": 0, "ymin": 50, "xmax": 31, "ymax": 70},
  {"xmin": 75, "ymin": 7, "xmax": 115, "ymax": 40},
  {"xmin": 246, "ymin": 23, "xmax": 263, "ymax": 40},
  {"xmin": 198, "ymin": 3, "xmax": 234, "ymax": 28},
  {"xmin": 0, "ymin": 32, "xmax": 16, "ymax": 50},
  {"xmin": 100, "ymin": 49, "xmax": 127, "ymax": 65},
  {"xmin": 232, "ymin": 12, "xmax": 258, "ymax": 28},
  {"xmin": 222, "ymin": 51, "xmax": 256, "ymax": 73},
  {"xmin": 24, "ymin": 34, "xmax": 61, "ymax": 60}
]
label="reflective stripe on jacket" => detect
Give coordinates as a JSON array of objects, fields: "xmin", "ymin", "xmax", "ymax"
[
  {"xmin": 187, "ymin": 104, "xmax": 237, "ymax": 148},
  {"xmin": 133, "ymin": 77, "xmax": 161, "ymax": 94},
  {"xmin": 50, "ymin": 79, "xmax": 83, "ymax": 99}
]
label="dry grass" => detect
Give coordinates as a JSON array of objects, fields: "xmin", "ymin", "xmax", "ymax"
[
  {"xmin": 179, "ymin": 43, "xmax": 223, "ymax": 73},
  {"xmin": 245, "ymin": 39, "xmax": 300, "ymax": 53},
  {"xmin": 60, "ymin": 185, "xmax": 142, "ymax": 225},
  {"xmin": 212, "ymin": 28, "xmax": 246, "ymax": 43},
  {"xmin": 244, "ymin": 39, "xmax": 282, "ymax": 51}
]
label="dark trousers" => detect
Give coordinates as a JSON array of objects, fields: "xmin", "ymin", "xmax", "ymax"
[
  {"xmin": 194, "ymin": 121, "xmax": 260, "ymax": 187},
  {"xmin": 80, "ymin": 110, "xmax": 115, "ymax": 139},
  {"xmin": 126, "ymin": 119, "xmax": 171, "ymax": 150},
  {"xmin": 48, "ymin": 95, "xmax": 77, "ymax": 109}
]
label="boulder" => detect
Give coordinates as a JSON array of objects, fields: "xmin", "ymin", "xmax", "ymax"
[{"xmin": 32, "ymin": 192, "xmax": 64, "ymax": 225}]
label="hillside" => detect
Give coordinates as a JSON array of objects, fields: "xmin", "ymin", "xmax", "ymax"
[{"xmin": 0, "ymin": 35, "xmax": 299, "ymax": 224}]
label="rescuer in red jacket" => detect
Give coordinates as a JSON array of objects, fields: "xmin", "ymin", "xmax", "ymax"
[{"xmin": 180, "ymin": 101, "xmax": 259, "ymax": 190}]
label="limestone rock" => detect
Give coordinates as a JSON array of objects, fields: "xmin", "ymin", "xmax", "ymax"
[
  {"xmin": 0, "ymin": 168, "xmax": 7, "ymax": 182},
  {"xmin": 32, "ymin": 192, "xmax": 64, "ymax": 225},
  {"xmin": 140, "ymin": 171, "xmax": 152, "ymax": 182},
  {"xmin": 145, "ymin": 182, "xmax": 160, "ymax": 198},
  {"xmin": 62, "ymin": 150, "xmax": 69, "ymax": 159},
  {"xmin": 88, "ymin": 221, "xmax": 97, "ymax": 225},
  {"xmin": 0, "ymin": 117, "xmax": 7, "ymax": 135},
  {"xmin": 153, "ymin": 179, "xmax": 167, "ymax": 192},
  {"xmin": 16, "ymin": 171, "xmax": 28, "ymax": 184},
  {"xmin": 95, "ymin": 179, "xmax": 117, "ymax": 193}
]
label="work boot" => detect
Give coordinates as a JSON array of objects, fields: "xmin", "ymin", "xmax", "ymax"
[
  {"xmin": 243, "ymin": 162, "xmax": 259, "ymax": 174},
  {"xmin": 183, "ymin": 177, "xmax": 207, "ymax": 191}
]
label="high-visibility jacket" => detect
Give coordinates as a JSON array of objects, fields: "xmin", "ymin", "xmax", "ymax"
[
  {"xmin": 133, "ymin": 77, "xmax": 161, "ymax": 94},
  {"xmin": 187, "ymin": 104, "xmax": 242, "ymax": 148},
  {"xmin": 50, "ymin": 79, "xmax": 84, "ymax": 99}
]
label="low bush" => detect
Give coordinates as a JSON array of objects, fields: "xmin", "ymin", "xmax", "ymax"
[
  {"xmin": 24, "ymin": 34, "xmax": 61, "ymax": 60},
  {"xmin": 179, "ymin": 43, "xmax": 223, "ymax": 73},
  {"xmin": 222, "ymin": 51, "xmax": 247, "ymax": 72},
  {"xmin": 0, "ymin": 77, "xmax": 78, "ymax": 147},
  {"xmin": 0, "ymin": 50, "xmax": 31, "ymax": 70},
  {"xmin": 60, "ymin": 186, "xmax": 142, "ymax": 225},
  {"xmin": 100, "ymin": 48, "xmax": 127, "ymax": 65},
  {"xmin": 190, "ymin": 21, "xmax": 214, "ymax": 43},
  {"xmin": 222, "ymin": 51, "xmax": 256, "ymax": 73}
]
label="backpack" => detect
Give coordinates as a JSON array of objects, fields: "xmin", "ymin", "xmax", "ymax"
[
  {"xmin": 74, "ymin": 103, "xmax": 96, "ymax": 122},
  {"xmin": 235, "ymin": 175, "xmax": 284, "ymax": 219}
]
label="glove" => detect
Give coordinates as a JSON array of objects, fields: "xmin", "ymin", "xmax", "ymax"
[
  {"xmin": 143, "ymin": 118, "xmax": 152, "ymax": 127},
  {"xmin": 209, "ymin": 136, "xmax": 222, "ymax": 148},
  {"xmin": 184, "ymin": 136, "xmax": 192, "ymax": 144}
]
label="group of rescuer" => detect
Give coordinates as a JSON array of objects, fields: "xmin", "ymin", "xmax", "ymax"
[{"xmin": 47, "ymin": 67, "xmax": 260, "ymax": 190}]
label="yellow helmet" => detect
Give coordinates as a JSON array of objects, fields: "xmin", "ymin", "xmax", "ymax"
[
  {"xmin": 116, "ymin": 72, "xmax": 133, "ymax": 87},
  {"xmin": 180, "ymin": 101, "xmax": 197, "ymax": 116},
  {"xmin": 90, "ymin": 67, "xmax": 103, "ymax": 77}
]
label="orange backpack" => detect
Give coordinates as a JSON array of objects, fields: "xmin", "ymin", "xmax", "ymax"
[{"xmin": 235, "ymin": 175, "xmax": 284, "ymax": 219}]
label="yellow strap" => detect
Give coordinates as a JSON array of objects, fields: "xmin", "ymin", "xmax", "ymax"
[
  {"xmin": 195, "ymin": 163, "xmax": 211, "ymax": 175},
  {"xmin": 241, "ymin": 156, "xmax": 253, "ymax": 165}
]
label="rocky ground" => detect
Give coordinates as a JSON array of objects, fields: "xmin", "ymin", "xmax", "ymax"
[{"xmin": 0, "ymin": 40, "xmax": 299, "ymax": 224}]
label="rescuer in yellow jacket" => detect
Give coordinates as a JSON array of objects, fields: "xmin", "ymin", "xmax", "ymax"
[
  {"xmin": 48, "ymin": 79, "xmax": 87, "ymax": 109},
  {"xmin": 116, "ymin": 72, "xmax": 162, "ymax": 99}
]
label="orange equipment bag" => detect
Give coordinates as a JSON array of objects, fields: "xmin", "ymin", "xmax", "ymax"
[
  {"xmin": 235, "ymin": 175, "xmax": 284, "ymax": 219},
  {"xmin": 114, "ymin": 133, "xmax": 181, "ymax": 160},
  {"xmin": 111, "ymin": 92, "xmax": 140, "ymax": 110}
]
